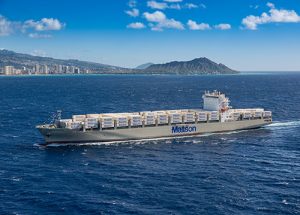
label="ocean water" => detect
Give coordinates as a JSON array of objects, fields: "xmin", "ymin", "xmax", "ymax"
[{"xmin": 0, "ymin": 73, "xmax": 299, "ymax": 214}]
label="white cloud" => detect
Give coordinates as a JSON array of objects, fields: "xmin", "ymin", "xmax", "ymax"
[
  {"xmin": 154, "ymin": 18, "xmax": 184, "ymax": 30},
  {"xmin": 28, "ymin": 33, "xmax": 52, "ymax": 38},
  {"xmin": 147, "ymin": 1, "xmax": 168, "ymax": 10},
  {"xmin": 242, "ymin": 2, "xmax": 300, "ymax": 30},
  {"xmin": 125, "ymin": 8, "xmax": 139, "ymax": 17},
  {"xmin": 266, "ymin": 2, "xmax": 275, "ymax": 9},
  {"xmin": 215, "ymin": 23, "xmax": 231, "ymax": 30},
  {"xmin": 147, "ymin": 1, "xmax": 200, "ymax": 10},
  {"xmin": 185, "ymin": 3, "xmax": 199, "ymax": 9},
  {"xmin": 24, "ymin": 18, "xmax": 65, "ymax": 31},
  {"xmin": 187, "ymin": 20, "xmax": 210, "ymax": 30},
  {"xmin": 250, "ymin": 5, "xmax": 259, "ymax": 9},
  {"xmin": 0, "ymin": 15, "xmax": 13, "ymax": 36},
  {"xmin": 31, "ymin": 50, "xmax": 47, "ymax": 57},
  {"xmin": 0, "ymin": 15, "xmax": 65, "ymax": 37},
  {"xmin": 127, "ymin": 22, "xmax": 146, "ymax": 29},
  {"xmin": 164, "ymin": 0, "xmax": 182, "ymax": 2},
  {"xmin": 128, "ymin": 0, "xmax": 137, "ymax": 8},
  {"xmin": 143, "ymin": 11, "xmax": 184, "ymax": 31},
  {"xmin": 169, "ymin": 4, "xmax": 181, "ymax": 10},
  {"xmin": 144, "ymin": 11, "xmax": 166, "ymax": 22}
]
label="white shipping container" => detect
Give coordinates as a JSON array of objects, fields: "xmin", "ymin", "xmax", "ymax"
[
  {"xmin": 243, "ymin": 112, "xmax": 251, "ymax": 119},
  {"xmin": 59, "ymin": 119, "xmax": 72, "ymax": 128},
  {"xmin": 71, "ymin": 122, "xmax": 82, "ymax": 129},
  {"xmin": 86, "ymin": 123, "xmax": 98, "ymax": 127},
  {"xmin": 85, "ymin": 118, "xmax": 99, "ymax": 128},
  {"xmin": 233, "ymin": 112, "xmax": 241, "ymax": 120},
  {"xmin": 129, "ymin": 115, "xmax": 142, "ymax": 126},
  {"xmin": 100, "ymin": 117, "xmax": 114, "ymax": 128},
  {"xmin": 197, "ymin": 112, "xmax": 207, "ymax": 121},
  {"xmin": 86, "ymin": 117, "xmax": 98, "ymax": 122},
  {"xmin": 157, "ymin": 114, "xmax": 168, "ymax": 124},
  {"xmin": 263, "ymin": 111, "xmax": 272, "ymax": 117},
  {"xmin": 140, "ymin": 111, "xmax": 155, "ymax": 116},
  {"xmin": 154, "ymin": 111, "xmax": 166, "ymax": 115},
  {"xmin": 144, "ymin": 115, "xmax": 155, "ymax": 123},
  {"xmin": 86, "ymin": 114, "xmax": 100, "ymax": 118},
  {"xmin": 167, "ymin": 110, "xmax": 180, "ymax": 114},
  {"xmin": 254, "ymin": 112, "xmax": 263, "ymax": 118},
  {"xmin": 114, "ymin": 116, "xmax": 129, "ymax": 127},
  {"xmin": 169, "ymin": 113, "xmax": 182, "ymax": 123},
  {"xmin": 183, "ymin": 113, "xmax": 195, "ymax": 122},
  {"xmin": 209, "ymin": 111, "xmax": 219, "ymax": 121},
  {"xmin": 116, "ymin": 117, "xmax": 128, "ymax": 123},
  {"xmin": 72, "ymin": 115, "xmax": 86, "ymax": 122},
  {"xmin": 117, "ymin": 122, "xmax": 128, "ymax": 127},
  {"xmin": 145, "ymin": 120, "xmax": 155, "ymax": 125}
]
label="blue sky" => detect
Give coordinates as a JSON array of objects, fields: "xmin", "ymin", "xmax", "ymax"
[{"xmin": 0, "ymin": 0, "xmax": 300, "ymax": 71}]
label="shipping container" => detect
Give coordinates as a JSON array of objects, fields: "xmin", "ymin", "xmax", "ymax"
[
  {"xmin": 169, "ymin": 113, "xmax": 182, "ymax": 123},
  {"xmin": 129, "ymin": 115, "xmax": 142, "ymax": 126},
  {"xmin": 86, "ymin": 114, "xmax": 100, "ymax": 118},
  {"xmin": 71, "ymin": 122, "xmax": 82, "ymax": 129},
  {"xmin": 144, "ymin": 115, "xmax": 156, "ymax": 125},
  {"xmin": 59, "ymin": 119, "xmax": 72, "ymax": 128},
  {"xmin": 183, "ymin": 112, "xmax": 195, "ymax": 122},
  {"xmin": 243, "ymin": 112, "xmax": 252, "ymax": 119},
  {"xmin": 197, "ymin": 112, "xmax": 208, "ymax": 122},
  {"xmin": 100, "ymin": 117, "xmax": 114, "ymax": 128},
  {"xmin": 263, "ymin": 111, "xmax": 272, "ymax": 117},
  {"xmin": 72, "ymin": 115, "xmax": 86, "ymax": 122},
  {"xmin": 209, "ymin": 111, "xmax": 219, "ymax": 121},
  {"xmin": 254, "ymin": 111, "xmax": 263, "ymax": 118},
  {"xmin": 157, "ymin": 114, "xmax": 168, "ymax": 124}
]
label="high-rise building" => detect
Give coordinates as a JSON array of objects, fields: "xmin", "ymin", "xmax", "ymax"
[
  {"xmin": 41, "ymin": 65, "xmax": 48, "ymax": 74},
  {"xmin": 35, "ymin": 64, "xmax": 40, "ymax": 74},
  {"xmin": 74, "ymin": 67, "xmax": 80, "ymax": 74},
  {"xmin": 4, "ymin": 66, "xmax": 14, "ymax": 75},
  {"xmin": 70, "ymin": 66, "xmax": 75, "ymax": 74}
]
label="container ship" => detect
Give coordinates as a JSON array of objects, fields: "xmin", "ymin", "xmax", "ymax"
[{"xmin": 37, "ymin": 91, "xmax": 272, "ymax": 144}]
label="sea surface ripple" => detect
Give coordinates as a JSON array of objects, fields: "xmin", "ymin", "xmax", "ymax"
[{"xmin": 0, "ymin": 73, "xmax": 299, "ymax": 214}]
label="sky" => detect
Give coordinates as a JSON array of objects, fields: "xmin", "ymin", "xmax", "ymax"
[{"xmin": 0, "ymin": 0, "xmax": 300, "ymax": 71}]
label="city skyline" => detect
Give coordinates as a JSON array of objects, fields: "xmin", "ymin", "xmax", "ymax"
[{"xmin": 0, "ymin": 0, "xmax": 300, "ymax": 71}]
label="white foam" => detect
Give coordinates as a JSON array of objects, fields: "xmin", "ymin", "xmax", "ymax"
[{"xmin": 266, "ymin": 120, "xmax": 300, "ymax": 129}]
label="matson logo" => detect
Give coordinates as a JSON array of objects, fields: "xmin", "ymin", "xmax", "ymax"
[{"xmin": 171, "ymin": 125, "xmax": 197, "ymax": 134}]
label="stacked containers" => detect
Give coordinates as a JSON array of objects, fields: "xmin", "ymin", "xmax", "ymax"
[
  {"xmin": 183, "ymin": 112, "xmax": 195, "ymax": 123},
  {"xmin": 263, "ymin": 111, "xmax": 272, "ymax": 118},
  {"xmin": 197, "ymin": 111, "xmax": 208, "ymax": 122},
  {"xmin": 129, "ymin": 115, "xmax": 142, "ymax": 127},
  {"xmin": 115, "ymin": 115, "xmax": 129, "ymax": 127},
  {"xmin": 72, "ymin": 115, "xmax": 86, "ymax": 122},
  {"xmin": 100, "ymin": 116, "xmax": 114, "ymax": 128},
  {"xmin": 70, "ymin": 121, "xmax": 82, "ymax": 129},
  {"xmin": 85, "ymin": 117, "xmax": 99, "ymax": 129},
  {"xmin": 254, "ymin": 111, "xmax": 263, "ymax": 118},
  {"xmin": 233, "ymin": 112, "xmax": 241, "ymax": 120},
  {"xmin": 143, "ymin": 112, "xmax": 156, "ymax": 125},
  {"xmin": 86, "ymin": 114, "xmax": 100, "ymax": 118},
  {"xmin": 59, "ymin": 119, "xmax": 72, "ymax": 128},
  {"xmin": 209, "ymin": 111, "xmax": 219, "ymax": 121},
  {"xmin": 243, "ymin": 112, "xmax": 251, "ymax": 119},
  {"xmin": 168, "ymin": 112, "xmax": 182, "ymax": 124},
  {"xmin": 156, "ymin": 111, "xmax": 168, "ymax": 125}
]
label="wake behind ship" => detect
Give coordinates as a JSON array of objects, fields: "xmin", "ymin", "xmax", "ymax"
[{"xmin": 37, "ymin": 91, "xmax": 272, "ymax": 144}]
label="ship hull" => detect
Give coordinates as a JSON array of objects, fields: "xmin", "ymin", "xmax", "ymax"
[{"xmin": 37, "ymin": 119, "xmax": 271, "ymax": 145}]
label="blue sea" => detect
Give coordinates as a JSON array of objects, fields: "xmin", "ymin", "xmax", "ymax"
[{"xmin": 0, "ymin": 73, "xmax": 299, "ymax": 214}]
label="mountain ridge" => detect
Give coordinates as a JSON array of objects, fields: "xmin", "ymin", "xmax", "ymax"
[{"xmin": 0, "ymin": 50, "xmax": 238, "ymax": 75}]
